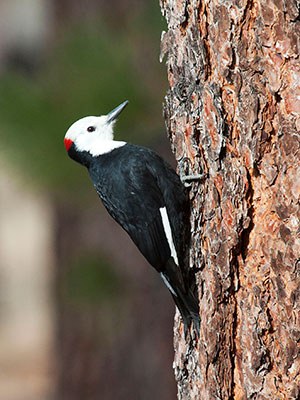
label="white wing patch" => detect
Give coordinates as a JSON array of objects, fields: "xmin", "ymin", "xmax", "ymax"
[
  {"xmin": 160, "ymin": 272, "xmax": 177, "ymax": 296},
  {"xmin": 159, "ymin": 207, "xmax": 178, "ymax": 265}
]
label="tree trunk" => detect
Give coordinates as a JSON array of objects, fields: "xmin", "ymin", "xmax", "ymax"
[{"xmin": 159, "ymin": 1, "xmax": 300, "ymax": 398}]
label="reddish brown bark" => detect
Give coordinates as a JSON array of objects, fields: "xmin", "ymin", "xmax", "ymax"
[{"xmin": 160, "ymin": 0, "xmax": 300, "ymax": 398}]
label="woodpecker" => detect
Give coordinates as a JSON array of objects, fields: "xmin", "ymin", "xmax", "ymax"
[{"xmin": 64, "ymin": 101, "xmax": 200, "ymax": 335}]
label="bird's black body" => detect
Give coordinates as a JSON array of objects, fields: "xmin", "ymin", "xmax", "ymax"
[
  {"xmin": 90, "ymin": 145, "xmax": 188, "ymax": 269},
  {"xmin": 65, "ymin": 102, "xmax": 200, "ymax": 335},
  {"xmin": 68, "ymin": 141, "xmax": 199, "ymax": 334}
]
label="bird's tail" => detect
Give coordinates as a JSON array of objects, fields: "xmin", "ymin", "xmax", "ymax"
[{"xmin": 161, "ymin": 259, "xmax": 200, "ymax": 337}]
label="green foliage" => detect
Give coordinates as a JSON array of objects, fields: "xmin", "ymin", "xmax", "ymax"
[
  {"xmin": 65, "ymin": 253, "xmax": 121, "ymax": 306},
  {"xmin": 0, "ymin": 11, "xmax": 165, "ymax": 195}
]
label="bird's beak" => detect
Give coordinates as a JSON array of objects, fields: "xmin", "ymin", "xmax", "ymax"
[{"xmin": 106, "ymin": 100, "xmax": 129, "ymax": 124}]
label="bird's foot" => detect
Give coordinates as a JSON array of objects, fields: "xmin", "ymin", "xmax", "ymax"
[{"xmin": 181, "ymin": 173, "xmax": 206, "ymax": 187}]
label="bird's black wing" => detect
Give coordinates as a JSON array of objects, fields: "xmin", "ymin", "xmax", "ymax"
[
  {"xmin": 89, "ymin": 145, "xmax": 173, "ymax": 271},
  {"xmin": 145, "ymin": 150, "xmax": 190, "ymax": 267},
  {"xmin": 89, "ymin": 145, "xmax": 199, "ymax": 333}
]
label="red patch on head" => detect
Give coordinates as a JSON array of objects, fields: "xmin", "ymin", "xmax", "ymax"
[{"xmin": 64, "ymin": 138, "xmax": 73, "ymax": 151}]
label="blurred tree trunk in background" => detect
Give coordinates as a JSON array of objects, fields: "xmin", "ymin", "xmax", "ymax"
[{"xmin": 160, "ymin": 0, "xmax": 300, "ymax": 399}]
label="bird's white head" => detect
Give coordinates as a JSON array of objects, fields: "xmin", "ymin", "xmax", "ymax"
[{"xmin": 64, "ymin": 100, "xmax": 128, "ymax": 156}]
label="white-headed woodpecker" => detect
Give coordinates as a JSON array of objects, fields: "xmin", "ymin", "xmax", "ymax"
[{"xmin": 64, "ymin": 101, "xmax": 200, "ymax": 335}]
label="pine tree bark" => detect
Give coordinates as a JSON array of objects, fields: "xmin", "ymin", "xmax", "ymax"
[{"xmin": 159, "ymin": 1, "xmax": 300, "ymax": 398}]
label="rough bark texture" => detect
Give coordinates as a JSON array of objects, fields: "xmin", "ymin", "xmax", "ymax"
[{"xmin": 160, "ymin": 1, "xmax": 300, "ymax": 399}]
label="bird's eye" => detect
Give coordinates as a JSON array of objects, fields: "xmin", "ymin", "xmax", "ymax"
[{"xmin": 87, "ymin": 126, "xmax": 96, "ymax": 132}]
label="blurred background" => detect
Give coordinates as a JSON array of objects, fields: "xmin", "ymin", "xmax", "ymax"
[{"xmin": 0, "ymin": 1, "xmax": 177, "ymax": 399}]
